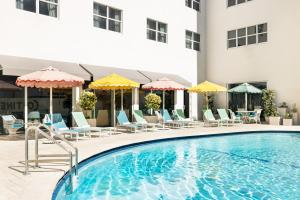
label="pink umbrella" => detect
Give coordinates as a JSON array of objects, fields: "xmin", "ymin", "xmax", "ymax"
[
  {"xmin": 142, "ymin": 77, "xmax": 186, "ymax": 110},
  {"xmin": 16, "ymin": 66, "xmax": 84, "ymax": 126}
]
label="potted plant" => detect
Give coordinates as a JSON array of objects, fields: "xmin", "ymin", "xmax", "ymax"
[
  {"xmin": 144, "ymin": 93, "xmax": 161, "ymax": 123},
  {"xmin": 283, "ymin": 112, "xmax": 293, "ymax": 126},
  {"xmin": 79, "ymin": 90, "xmax": 97, "ymax": 127},
  {"xmin": 291, "ymin": 104, "xmax": 298, "ymax": 125},
  {"xmin": 277, "ymin": 102, "xmax": 288, "ymax": 117},
  {"xmin": 262, "ymin": 89, "xmax": 280, "ymax": 125}
]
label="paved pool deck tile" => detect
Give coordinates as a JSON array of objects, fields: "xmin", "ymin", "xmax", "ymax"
[{"xmin": 0, "ymin": 124, "xmax": 300, "ymax": 200}]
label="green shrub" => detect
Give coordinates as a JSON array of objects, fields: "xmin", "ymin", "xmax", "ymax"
[
  {"xmin": 262, "ymin": 89, "xmax": 278, "ymax": 117},
  {"xmin": 145, "ymin": 93, "xmax": 161, "ymax": 111},
  {"xmin": 79, "ymin": 90, "xmax": 97, "ymax": 110}
]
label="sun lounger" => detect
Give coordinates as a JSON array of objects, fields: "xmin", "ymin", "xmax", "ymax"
[
  {"xmin": 172, "ymin": 109, "xmax": 201, "ymax": 127},
  {"xmin": 158, "ymin": 109, "xmax": 183, "ymax": 128},
  {"xmin": 133, "ymin": 110, "xmax": 164, "ymax": 131},
  {"xmin": 0, "ymin": 115, "xmax": 24, "ymax": 135},
  {"xmin": 116, "ymin": 111, "xmax": 144, "ymax": 133},
  {"xmin": 45, "ymin": 113, "xmax": 81, "ymax": 142},
  {"xmin": 203, "ymin": 109, "xmax": 221, "ymax": 127},
  {"xmin": 228, "ymin": 109, "xmax": 243, "ymax": 124},
  {"xmin": 72, "ymin": 112, "xmax": 116, "ymax": 136},
  {"xmin": 217, "ymin": 109, "xmax": 238, "ymax": 126}
]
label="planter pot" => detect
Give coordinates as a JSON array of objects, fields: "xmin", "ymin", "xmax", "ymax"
[
  {"xmin": 292, "ymin": 113, "xmax": 298, "ymax": 125},
  {"xmin": 86, "ymin": 118, "xmax": 96, "ymax": 127},
  {"xmin": 277, "ymin": 107, "xmax": 287, "ymax": 118},
  {"xmin": 269, "ymin": 116, "xmax": 281, "ymax": 126},
  {"xmin": 283, "ymin": 119, "xmax": 293, "ymax": 126},
  {"xmin": 144, "ymin": 116, "xmax": 158, "ymax": 123}
]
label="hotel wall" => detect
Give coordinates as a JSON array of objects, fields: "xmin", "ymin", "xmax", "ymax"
[
  {"xmin": 0, "ymin": 0, "xmax": 205, "ymax": 118},
  {"xmin": 206, "ymin": 0, "xmax": 300, "ymax": 120}
]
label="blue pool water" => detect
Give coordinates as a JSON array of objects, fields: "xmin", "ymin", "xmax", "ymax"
[{"xmin": 53, "ymin": 133, "xmax": 300, "ymax": 200}]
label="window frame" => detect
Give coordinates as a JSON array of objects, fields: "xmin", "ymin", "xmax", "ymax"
[
  {"xmin": 146, "ymin": 18, "xmax": 168, "ymax": 43},
  {"xmin": 16, "ymin": 0, "xmax": 60, "ymax": 18},
  {"xmin": 227, "ymin": 0, "xmax": 252, "ymax": 8},
  {"xmin": 93, "ymin": 2, "xmax": 123, "ymax": 33},
  {"xmin": 185, "ymin": 30, "xmax": 200, "ymax": 51},
  {"xmin": 185, "ymin": 0, "xmax": 200, "ymax": 12},
  {"xmin": 227, "ymin": 23, "xmax": 268, "ymax": 49}
]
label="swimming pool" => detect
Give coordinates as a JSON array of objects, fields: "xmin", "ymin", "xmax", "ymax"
[{"xmin": 53, "ymin": 132, "xmax": 300, "ymax": 200}]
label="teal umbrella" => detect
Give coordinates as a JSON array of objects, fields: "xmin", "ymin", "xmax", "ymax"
[{"xmin": 228, "ymin": 83, "xmax": 262, "ymax": 110}]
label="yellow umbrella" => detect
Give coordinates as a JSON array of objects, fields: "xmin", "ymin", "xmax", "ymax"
[
  {"xmin": 89, "ymin": 73, "xmax": 140, "ymax": 126},
  {"xmin": 188, "ymin": 81, "xmax": 227, "ymax": 109}
]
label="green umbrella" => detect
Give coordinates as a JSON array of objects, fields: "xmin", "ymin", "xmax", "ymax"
[{"xmin": 228, "ymin": 83, "xmax": 262, "ymax": 110}]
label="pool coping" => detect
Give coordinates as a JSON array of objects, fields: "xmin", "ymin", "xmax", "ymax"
[{"xmin": 51, "ymin": 130, "xmax": 300, "ymax": 199}]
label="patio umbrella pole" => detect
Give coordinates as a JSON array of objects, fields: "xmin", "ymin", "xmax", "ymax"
[
  {"xmin": 206, "ymin": 92, "xmax": 209, "ymax": 110},
  {"xmin": 112, "ymin": 89, "xmax": 116, "ymax": 127},
  {"xmin": 163, "ymin": 90, "xmax": 165, "ymax": 110},
  {"xmin": 121, "ymin": 89, "xmax": 124, "ymax": 111},
  {"xmin": 24, "ymin": 86, "xmax": 28, "ymax": 129},
  {"xmin": 245, "ymin": 93, "xmax": 248, "ymax": 110},
  {"xmin": 50, "ymin": 87, "xmax": 53, "ymax": 123}
]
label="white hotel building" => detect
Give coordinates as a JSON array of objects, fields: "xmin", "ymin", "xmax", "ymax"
[{"xmin": 0, "ymin": 0, "xmax": 299, "ymax": 128}]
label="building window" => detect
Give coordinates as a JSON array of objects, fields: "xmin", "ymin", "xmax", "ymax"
[
  {"xmin": 93, "ymin": 2, "xmax": 122, "ymax": 33},
  {"xmin": 186, "ymin": 30, "xmax": 200, "ymax": 51},
  {"xmin": 186, "ymin": 0, "xmax": 200, "ymax": 11},
  {"xmin": 147, "ymin": 19, "xmax": 168, "ymax": 43},
  {"xmin": 227, "ymin": 0, "xmax": 252, "ymax": 7},
  {"xmin": 16, "ymin": 0, "xmax": 58, "ymax": 18},
  {"xmin": 227, "ymin": 23, "xmax": 268, "ymax": 49}
]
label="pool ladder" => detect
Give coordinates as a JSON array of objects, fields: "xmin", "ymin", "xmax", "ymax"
[{"xmin": 24, "ymin": 123, "xmax": 78, "ymax": 180}]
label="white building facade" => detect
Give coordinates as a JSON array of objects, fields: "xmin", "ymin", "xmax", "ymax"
[
  {"xmin": 0, "ymin": 0, "xmax": 204, "ymax": 128},
  {"xmin": 206, "ymin": 0, "xmax": 300, "ymax": 122}
]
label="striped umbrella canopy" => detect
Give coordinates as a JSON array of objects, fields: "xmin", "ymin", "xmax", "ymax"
[
  {"xmin": 142, "ymin": 77, "xmax": 186, "ymax": 110},
  {"xmin": 228, "ymin": 83, "xmax": 262, "ymax": 110},
  {"xmin": 16, "ymin": 66, "xmax": 84, "ymax": 127}
]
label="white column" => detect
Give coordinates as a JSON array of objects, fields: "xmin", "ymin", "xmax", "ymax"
[
  {"xmin": 50, "ymin": 87, "xmax": 53, "ymax": 115},
  {"xmin": 72, "ymin": 86, "xmax": 80, "ymax": 112},
  {"xmin": 191, "ymin": 93, "xmax": 198, "ymax": 120},
  {"xmin": 162, "ymin": 91, "xmax": 165, "ymax": 110},
  {"xmin": 174, "ymin": 90, "xmax": 184, "ymax": 110},
  {"xmin": 132, "ymin": 88, "xmax": 139, "ymax": 111},
  {"xmin": 24, "ymin": 87, "xmax": 28, "ymax": 129}
]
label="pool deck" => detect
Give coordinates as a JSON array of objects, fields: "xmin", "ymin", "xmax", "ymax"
[{"xmin": 1, "ymin": 124, "xmax": 300, "ymax": 200}]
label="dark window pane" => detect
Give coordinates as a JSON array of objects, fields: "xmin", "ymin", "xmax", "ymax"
[
  {"xmin": 247, "ymin": 25, "xmax": 256, "ymax": 35},
  {"xmin": 228, "ymin": 39, "xmax": 236, "ymax": 48},
  {"xmin": 237, "ymin": 28, "xmax": 246, "ymax": 37},
  {"xmin": 94, "ymin": 16, "xmax": 106, "ymax": 29},
  {"xmin": 238, "ymin": 37, "xmax": 246, "ymax": 46},
  {"xmin": 186, "ymin": 31, "xmax": 193, "ymax": 40},
  {"xmin": 258, "ymin": 33, "xmax": 267, "ymax": 43},
  {"xmin": 237, "ymin": 0, "xmax": 246, "ymax": 4},
  {"xmin": 193, "ymin": 42, "xmax": 200, "ymax": 51},
  {"xmin": 147, "ymin": 30, "xmax": 156, "ymax": 41},
  {"xmin": 228, "ymin": 30, "xmax": 236, "ymax": 39},
  {"xmin": 186, "ymin": 40, "xmax": 192, "ymax": 49},
  {"xmin": 147, "ymin": 19, "xmax": 156, "ymax": 30},
  {"xmin": 109, "ymin": 20, "xmax": 121, "ymax": 32},
  {"xmin": 158, "ymin": 22, "xmax": 167, "ymax": 33},
  {"xmin": 193, "ymin": 2, "xmax": 200, "ymax": 11},
  {"xmin": 16, "ymin": 0, "xmax": 36, "ymax": 13},
  {"xmin": 158, "ymin": 33, "xmax": 167, "ymax": 43},
  {"xmin": 39, "ymin": 1, "xmax": 57, "ymax": 17},
  {"xmin": 247, "ymin": 35, "xmax": 256, "ymax": 45},
  {"xmin": 94, "ymin": 3, "xmax": 107, "ymax": 16},
  {"xmin": 258, "ymin": 23, "xmax": 267, "ymax": 33},
  {"xmin": 193, "ymin": 33, "xmax": 200, "ymax": 42},
  {"xmin": 109, "ymin": 8, "xmax": 121, "ymax": 21},
  {"xmin": 185, "ymin": 0, "xmax": 192, "ymax": 8},
  {"xmin": 228, "ymin": 0, "xmax": 236, "ymax": 7}
]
